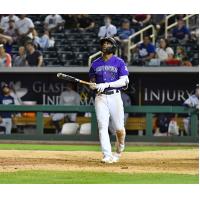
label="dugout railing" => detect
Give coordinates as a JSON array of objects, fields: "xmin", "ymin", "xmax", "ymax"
[{"xmin": 0, "ymin": 105, "xmax": 198, "ymax": 143}]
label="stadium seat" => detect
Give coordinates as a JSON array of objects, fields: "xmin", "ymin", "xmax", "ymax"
[
  {"xmin": 79, "ymin": 123, "xmax": 91, "ymax": 135},
  {"xmin": 61, "ymin": 123, "xmax": 79, "ymax": 135}
]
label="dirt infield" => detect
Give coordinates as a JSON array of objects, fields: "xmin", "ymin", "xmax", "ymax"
[{"xmin": 0, "ymin": 149, "xmax": 198, "ymax": 175}]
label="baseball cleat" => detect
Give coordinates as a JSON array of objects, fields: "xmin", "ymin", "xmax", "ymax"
[
  {"xmin": 112, "ymin": 153, "xmax": 121, "ymax": 163},
  {"xmin": 101, "ymin": 156, "xmax": 113, "ymax": 164}
]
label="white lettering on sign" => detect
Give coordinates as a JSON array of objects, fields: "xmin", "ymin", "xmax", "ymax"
[
  {"xmin": 42, "ymin": 94, "xmax": 95, "ymax": 105},
  {"xmin": 33, "ymin": 82, "xmax": 67, "ymax": 93},
  {"xmin": 144, "ymin": 88, "xmax": 192, "ymax": 104}
]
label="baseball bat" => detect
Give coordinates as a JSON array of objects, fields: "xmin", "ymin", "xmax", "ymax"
[{"xmin": 57, "ymin": 73, "xmax": 94, "ymax": 86}]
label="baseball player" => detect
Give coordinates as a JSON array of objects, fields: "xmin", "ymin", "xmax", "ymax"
[
  {"xmin": 89, "ymin": 37, "xmax": 129, "ymax": 163},
  {"xmin": 0, "ymin": 83, "xmax": 15, "ymax": 134},
  {"xmin": 183, "ymin": 84, "xmax": 199, "ymax": 134},
  {"xmin": 51, "ymin": 83, "xmax": 81, "ymax": 133}
]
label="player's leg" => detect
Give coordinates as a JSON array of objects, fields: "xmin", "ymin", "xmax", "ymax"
[
  {"xmin": 0, "ymin": 119, "xmax": 6, "ymax": 134},
  {"xmin": 52, "ymin": 113, "xmax": 65, "ymax": 133},
  {"xmin": 108, "ymin": 92, "xmax": 126, "ymax": 157},
  {"xmin": 183, "ymin": 117, "xmax": 190, "ymax": 135},
  {"xmin": 5, "ymin": 118, "xmax": 12, "ymax": 135},
  {"xmin": 95, "ymin": 94, "xmax": 113, "ymax": 162}
]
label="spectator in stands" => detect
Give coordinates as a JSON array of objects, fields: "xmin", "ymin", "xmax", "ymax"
[
  {"xmin": 32, "ymin": 29, "xmax": 55, "ymax": 50},
  {"xmin": 51, "ymin": 83, "xmax": 81, "ymax": 134},
  {"xmin": 174, "ymin": 46, "xmax": 192, "ymax": 66},
  {"xmin": 98, "ymin": 16, "xmax": 117, "ymax": 39},
  {"xmin": 62, "ymin": 14, "xmax": 78, "ymax": 30},
  {"xmin": 175, "ymin": 46, "xmax": 186, "ymax": 60},
  {"xmin": 131, "ymin": 14, "xmax": 151, "ymax": 31},
  {"xmin": 190, "ymin": 28, "xmax": 199, "ymax": 41},
  {"xmin": 182, "ymin": 56, "xmax": 192, "ymax": 67},
  {"xmin": 183, "ymin": 84, "xmax": 199, "ymax": 134},
  {"xmin": 151, "ymin": 14, "xmax": 166, "ymax": 36},
  {"xmin": 172, "ymin": 18, "xmax": 190, "ymax": 41},
  {"xmin": 116, "ymin": 18, "xmax": 135, "ymax": 61},
  {"xmin": 0, "ymin": 31, "xmax": 13, "ymax": 54},
  {"xmin": 0, "ymin": 44, "xmax": 12, "ymax": 67},
  {"xmin": 0, "ymin": 83, "xmax": 15, "ymax": 135},
  {"xmin": 76, "ymin": 14, "xmax": 95, "ymax": 32},
  {"xmin": 4, "ymin": 19, "xmax": 17, "ymax": 42},
  {"xmin": 25, "ymin": 41, "xmax": 43, "ymax": 67},
  {"xmin": 13, "ymin": 46, "xmax": 26, "ymax": 67},
  {"xmin": 44, "ymin": 14, "xmax": 65, "ymax": 32},
  {"xmin": 15, "ymin": 15, "xmax": 35, "ymax": 45},
  {"xmin": 32, "ymin": 29, "xmax": 40, "ymax": 49},
  {"xmin": 154, "ymin": 114, "xmax": 171, "ymax": 136},
  {"xmin": 156, "ymin": 38, "xmax": 174, "ymax": 62},
  {"xmin": 1, "ymin": 19, "xmax": 17, "ymax": 54},
  {"xmin": 0, "ymin": 14, "xmax": 19, "ymax": 31},
  {"xmin": 137, "ymin": 35, "xmax": 156, "ymax": 65}
]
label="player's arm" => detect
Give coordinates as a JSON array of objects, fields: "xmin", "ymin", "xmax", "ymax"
[
  {"xmin": 109, "ymin": 75, "xmax": 129, "ymax": 88},
  {"xmin": 96, "ymin": 76, "xmax": 129, "ymax": 93}
]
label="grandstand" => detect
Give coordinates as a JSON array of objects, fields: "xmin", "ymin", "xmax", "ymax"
[{"xmin": 0, "ymin": 14, "xmax": 198, "ymax": 67}]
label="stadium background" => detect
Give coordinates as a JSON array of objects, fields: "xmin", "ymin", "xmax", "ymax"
[{"xmin": 0, "ymin": 14, "xmax": 199, "ymax": 184}]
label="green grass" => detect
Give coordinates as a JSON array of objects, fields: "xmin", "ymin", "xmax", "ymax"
[
  {"xmin": 0, "ymin": 170, "xmax": 198, "ymax": 184},
  {"xmin": 0, "ymin": 144, "xmax": 197, "ymax": 152}
]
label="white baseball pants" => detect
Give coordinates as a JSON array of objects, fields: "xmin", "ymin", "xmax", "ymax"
[
  {"xmin": 0, "ymin": 118, "xmax": 12, "ymax": 135},
  {"xmin": 95, "ymin": 91, "xmax": 125, "ymax": 158}
]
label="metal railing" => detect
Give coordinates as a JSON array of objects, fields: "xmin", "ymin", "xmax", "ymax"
[
  {"xmin": 165, "ymin": 14, "xmax": 197, "ymax": 39},
  {"xmin": 127, "ymin": 24, "xmax": 156, "ymax": 63},
  {"xmin": 88, "ymin": 25, "xmax": 156, "ymax": 67},
  {"xmin": 88, "ymin": 51, "xmax": 102, "ymax": 67},
  {"xmin": 0, "ymin": 105, "xmax": 198, "ymax": 142}
]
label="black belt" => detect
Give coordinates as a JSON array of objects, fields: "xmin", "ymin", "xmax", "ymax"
[{"xmin": 98, "ymin": 90, "xmax": 120, "ymax": 95}]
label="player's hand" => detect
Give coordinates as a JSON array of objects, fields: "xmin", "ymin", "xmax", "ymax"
[
  {"xmin": 96, "ymin": 83, "xmax": 110, "ymax": 93},
  {"xmin": 89, "ymin": 83, "xmax": 97, "ymax": 90}
]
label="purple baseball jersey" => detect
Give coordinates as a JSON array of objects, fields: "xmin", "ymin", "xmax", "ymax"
[{"xmin": 89, "ymin": 55, "xmax": 129, "ymax": 89}]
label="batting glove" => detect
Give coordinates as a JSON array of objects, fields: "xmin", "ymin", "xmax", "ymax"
[{"xmin": 96, "ymin": 83, "xmax": 110, "ymax": 93}]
